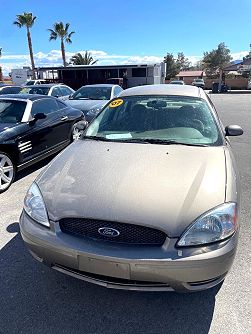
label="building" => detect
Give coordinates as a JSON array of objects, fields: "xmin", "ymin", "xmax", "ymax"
[
  {"xmin": 37, "ymin": 63, "xmax": 165, "ymax": 90},
  {"xmin": 174, "ymin": 70, "xmax": 205, "ymax": 84}
]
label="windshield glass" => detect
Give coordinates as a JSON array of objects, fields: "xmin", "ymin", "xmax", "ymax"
[
  {"xmin": 26, "ymin": 81, "xmax": 35, "ymax": 86},
  {"xmin": 195, "ymin": 79, "xmax": 203, "ymax": 82},
  {"xmin": 21, "ymin": 87, "xmax": 50, "ymax": 95},
  {"xmin": 0, "ymin": 100, "xmax": 27, "ymax": 123},
  {"xmin": 72, "ymin": 86, "xmax": 112, "ymax": 100},
  {"xmin": 170, "ymin": 81, "xmax": 183, "ymax": 85},
  {"xmin": 85, "ymin": 95, "xmax": 222, "ymax": 146}
]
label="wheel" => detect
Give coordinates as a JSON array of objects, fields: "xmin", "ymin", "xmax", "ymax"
[
  {"xmin": 71, "ymin": 123, "xmax": 84, "ymax": 141},
  {"xmin": 0, "ymin": 152, "xmax": 16, "ymax": 193}
]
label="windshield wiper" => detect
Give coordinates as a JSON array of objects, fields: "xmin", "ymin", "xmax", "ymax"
[
  {"xmin": 82, "ymin": 135, "xmax": 113, "ymax": 142},
  {"xmin": 120, "ymin": 138, "xmax": 208, "ymax": 146},
  {"xmin": 82, "ymin": 136, "xmax": 208, "ymax": 146}
]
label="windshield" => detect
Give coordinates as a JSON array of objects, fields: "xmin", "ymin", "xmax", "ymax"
[
  {"xmin": 21, "ymin": 87, "xmax": 50, "ymax": 95},
  {"xmin": 26, "ymin": 81, "xmax": 35, "ymax": 86},
  {"xmin": 0, "ymin": 100, "xmax": 27, "ymax": 123},
  {"xmin": 72, "ymin": 86, "xmax": 112, "ymax": 100},
  {"xmin": 84, "ymin": 95, "xmax": 223, "ymax": 146},
  {"xmin": 195, "ymin": 79, "xmax": 203, "ymax": 82},
  {"xmin": 170, "ymin": 81, "xmax": 183, "ymax": 85}
]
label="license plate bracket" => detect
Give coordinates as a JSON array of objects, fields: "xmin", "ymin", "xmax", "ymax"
[{"xmin": 79, "ymin": 257, "xmax": 130, "ymax": 279}]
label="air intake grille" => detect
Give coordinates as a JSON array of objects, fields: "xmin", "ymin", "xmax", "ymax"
[{"xmin": 59, "ymin": 218, "xmax": 166, "ymax": 246}]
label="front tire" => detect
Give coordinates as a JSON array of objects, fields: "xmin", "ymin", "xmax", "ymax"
[{"xmin": 0, "ymin": 151, "xmax": 16, "ymax": 193}]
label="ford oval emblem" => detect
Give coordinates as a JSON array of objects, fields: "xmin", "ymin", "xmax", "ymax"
[{"xmin": 98, "ymin": 227, "xmax": 120, "ymax": 237}]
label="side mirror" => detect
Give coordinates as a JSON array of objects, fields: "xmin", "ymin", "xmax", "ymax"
[
  {"xmin": 29, "ymin": 113, "xmax": 46, "ymax": 124},
  {"xmin": 225, "ymin": 125, "xmax": 243, "ymax": 136},
  {"xmin": 75, "ymin": 120, "xmax": 88, "ymax": 131}
]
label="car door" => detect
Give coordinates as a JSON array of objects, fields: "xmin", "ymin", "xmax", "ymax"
[
  {"xmin": 59, "ymin": 86, "xmax": 74, "ymax": 101},
  {"xmin": 17, "ymin": 98, "xmax": 69, "ymax": 164}
]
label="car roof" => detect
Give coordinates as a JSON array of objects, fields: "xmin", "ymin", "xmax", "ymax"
[
  {"xmin": 82, "ymin": 84, "xmax": 116, "ymax": 88},
  {"xmin": 24, "ymin": 84, "xmax": 64, "ymax": 88},
  {"xmin": 0, "ymin": 85, "xmax": 22, "ymax": 88},
  {"xmin": 119, "ymin": 84, "xmax": 204, "ymax": 98},
  {"xmin": 0, "ymin": 94, "xmax": 57, "ymax": 101}
]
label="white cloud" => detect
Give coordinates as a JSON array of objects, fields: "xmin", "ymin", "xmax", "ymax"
[
  {"xmin": 231, "ymin": 51, "xmax": 248, "ymax": 60},
  {"xmin": 1, "ymin": 49, "xmax": 249, "ymax": 75}
]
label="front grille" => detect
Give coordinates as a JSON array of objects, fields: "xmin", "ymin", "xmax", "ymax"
[{"xmin": 59, "ymin": 218, "xmax": 167, "ymax": 246}]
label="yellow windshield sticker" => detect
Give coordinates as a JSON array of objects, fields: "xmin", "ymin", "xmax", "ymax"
[{"xmin": 109, "ymin": 99, "xmax": 124, "ymax": 108}]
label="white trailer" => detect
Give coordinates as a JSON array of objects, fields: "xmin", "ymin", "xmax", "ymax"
[{"xmin": 11, "ymin": 69, "xmax": 28, "ymax": 85}]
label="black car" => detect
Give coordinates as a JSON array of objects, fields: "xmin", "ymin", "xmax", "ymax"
[
  {"xmin": 0, "ymin": 95, "xmax": 85, "ymax": 193},
  {"xmin": 0, "ymin": 85, "xmax": 23, "ymax": 95}
]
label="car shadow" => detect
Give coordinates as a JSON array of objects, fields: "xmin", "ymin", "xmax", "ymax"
[
  {"xmin": 14, "ymin": 156, "xmax": 55, "ymax": 183},
  {"xmin": 1, "ymin": 222, "xmax": 220, "ymax": 334}
]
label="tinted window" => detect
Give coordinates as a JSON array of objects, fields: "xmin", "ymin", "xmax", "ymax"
[
  {"xmin": 26, "ymin": 81, "xmax": 35, "ymax": 86},
  {"xmin": 51, "ymin": 87, "xmax": 62, "ymax": 97},
  {"xmin": 0, "ymin": 100, "xmax": 27, "ymax": 123},
  {"xmin": 86, "ymin": 96, "xmax": 222, "ymax": 146},
  {"xmin": 60, "ymin": 86, "xmax": 73, "ymax": 96},
  {"xmin": 23, "ymin": 87, "xmax": 50, "ymax": 95},
  {"xmin": 132, "ymin": 68, "xmax": 147, "ymax": 77},
  {"xmin": 31, "ymin": 99, "xmax": 59, "ymax": 116},
  {"xmin": 72, "ymin": 86, "xmax": 112, "ymax": 100},
  {"xmin": 0, "ymin": 87, "xmax": 22, "ymax": 94}
]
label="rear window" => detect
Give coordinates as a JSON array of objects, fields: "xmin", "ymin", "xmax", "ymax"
[
  {"xmin": 0, "ymin": 100, "xmax": 27, "ymax": 123},
  {"xmin": 0, "ymin": 87, "xmax": 22, "ymax": 94},
  {"xmin": 86, "ymin": 95, "xmax": 223, "ymax": 146},
  {"xmin": 21, "ymin": 87, "xmax": 50, "ymax": 95}
]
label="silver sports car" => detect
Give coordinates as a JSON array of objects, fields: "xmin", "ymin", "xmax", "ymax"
[{"xmin": 20, "ymin": 84, "xmax": 243, "ymax": 292}]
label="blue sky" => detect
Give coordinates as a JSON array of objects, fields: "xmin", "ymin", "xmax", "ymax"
[{"xmin": 1, "ymin": 0, "xmax": 251, "ymax": 74}]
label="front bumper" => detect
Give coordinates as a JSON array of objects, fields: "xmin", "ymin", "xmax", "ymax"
[{"xmin": 19, "ymin": 211, "xmax": 238, "ymax": 292}]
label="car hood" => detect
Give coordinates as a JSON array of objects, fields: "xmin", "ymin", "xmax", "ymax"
[
  {"xmin": 66, "ymin": 99, "xmax": 107, "ymax": 113},
  {"xmin": 37, "ymin": 141, "xmax": 226, "ymax": 237}
]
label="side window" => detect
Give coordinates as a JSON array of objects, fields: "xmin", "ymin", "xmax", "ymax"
[
  {"xmin": 3, "ymin": 87, "xmax": 22, "ymax": 94},
  {"xmin": 51, "ymin": 87, "xmax": 62, "ymax": 97},
  {"xmin": 114, "ymin": 86, "xmax": 123, "ymax": 96},
  {"xmin": 60, "ymin": 86, "xmax": 72, "ymax": 96},
  {"xmin": 57, "ymin": 100, "xmax": 67, "ymax": 110},
  {"xmin": 31, "ymin": 99, "xmax": 59, "ymax": 116}
]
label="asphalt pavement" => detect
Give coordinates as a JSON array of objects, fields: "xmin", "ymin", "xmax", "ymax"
[{"xmin": 0, "ymin": 94, "xmax": 250, "ymax": 334}]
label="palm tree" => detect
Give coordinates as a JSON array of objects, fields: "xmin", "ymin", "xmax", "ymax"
[
  {"xmin": 70, "ymin": 51, "xmax": 98, "ymax": 65},
  {"xmin": 14, "ymin": 12, "xmax": 36, "ymax": 79},
  {"xmin": 48, "ymin": 22, "xmax": 75, "ymax": 67}
]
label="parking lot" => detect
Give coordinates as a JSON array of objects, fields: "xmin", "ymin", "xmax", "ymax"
[{"xmin": 0, "ymin": 94, "xmax": 250, "ymax": 334}]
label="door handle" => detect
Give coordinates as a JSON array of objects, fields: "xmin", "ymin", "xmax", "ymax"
[{"xmin": 61, "ymin": 116, "xmax": 68, "ymax": 121}]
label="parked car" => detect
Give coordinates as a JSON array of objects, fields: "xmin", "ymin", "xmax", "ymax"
[
  {"xmin": 192, "ymin": 78, "xmax": 205, "ymax": 89},
  {"xmin": 0, "ymin": 85, "xmax": 23, "ymax": 95},
  {"xmin": 20, "ymin": 84, "xmax": 243, "ymax": 292},
  {"xmin": 20, "ymin": 84, "xmax": 75, "ymax": 101},
  {"xmin": 66, "ymin": 84, "xmax": 123, "ymax": 122},
  {"xmin": 0, "ymin": 95, "xmax": 85, "ymax": 193},
  {"xmin": 26, "ymin": 79, "xmax": 47, "ymax": 86},
  {"xmin": 169, "ymin": 80, "xmax": 185, "ymax": 85}
]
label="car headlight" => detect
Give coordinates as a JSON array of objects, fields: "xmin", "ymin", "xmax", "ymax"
[
  {"xmin": 177, "ymin": 202, "xmax": 237, "ymax": 247},
  {"xmin": 24, "ymin": 182, "xmax": 49, "ymax": 227}
]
